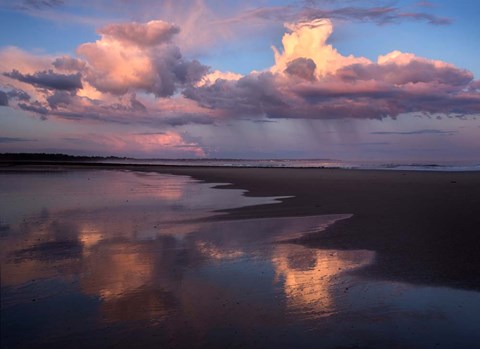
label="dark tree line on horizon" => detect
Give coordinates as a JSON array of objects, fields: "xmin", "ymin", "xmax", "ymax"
[{"xmin": 0, "ymin": 153, "xmax": 127, "ymax": 162}]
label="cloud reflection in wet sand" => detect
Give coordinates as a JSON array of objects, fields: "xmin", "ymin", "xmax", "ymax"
[
  {"xmin": 273, "ymin": 245, "xmax": 374, "ymax": 319},
  {"xmin": 1, "ymin": 170, "xmax": 480, "ymax": 348}
]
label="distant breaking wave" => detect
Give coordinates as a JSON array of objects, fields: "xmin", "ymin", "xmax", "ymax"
[{"xmin": 102, "ymin": 158, "xmax": 480, "ymax": 172}]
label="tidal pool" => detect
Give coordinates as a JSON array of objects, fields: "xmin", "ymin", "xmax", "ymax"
[{"xmin": 1, "ymin": 169, "xmax": 480, "ymax": 348}]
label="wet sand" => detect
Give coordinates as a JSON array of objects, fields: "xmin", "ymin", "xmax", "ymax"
[
  {"xmin": 153, "ymin": 166, "xmax": 480, "ymax": 291},
  {"xmin": 3, "ymin": 163, "xmax": 480, "ymax": 292},
  {"xmin": 4, "ymin": 163, "xmax": 480, "ymax": 291},
  {"xmin": 2, "ymin": 164, "xmax": 480, "ymax": 348}
]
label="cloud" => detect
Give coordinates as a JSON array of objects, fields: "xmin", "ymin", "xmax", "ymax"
[
  {"xmin": 135, "ymin": 132, "xmax": 166, "ymax": 136},
  {"xmin": 284, "ymin": 58, "xmax": 316, "ymax": 81},
  {"xmin": 42, "ymin": 92, "xmax": 217, "ymax": 127},
  {"xmin": 98, "ymin": 20, "xmax": 180, "ymax": 47},
  {"xmin": 0, "ymin": 20, "xmax": 215, "ymax": 126},
  {"xmin": 77, "ymin": 20, "xmax": 208, "ymax": 97},
  {"xmin": 300, "ymin": 6, "xmax": 451, "ymax": 25},
  {"xmin": 18, "ymin": 100, "xmax": 49, "ymax": 115},
  {"xmin": 0, "ymin": 47, "xmax": 58, "ymax": 102},
  {"xmin": 336, "ymin": 141, "xmax": 392, "ymax": 146},
  {"xmin": 197, "ymin": 70, "xmax": 243, "ymax": 86},
  {"xmin": 185, "ymin": 19, "xmax": 480, "ymax": 120},
  {"xmin": 222, "ymin": 4, "xmax": 451, "ymax": 27},
  {"xmin": 14, "ymin": 0, "xmax": 64, "ymax": 10},
  {"xmin": 370, "ymin": 129, "xmax": 457, "ymax": 135},
  {"xmin": 0, "ymin": 136, "xmax": 36, "ymax": 143},
  {"xmin": 4, "ymin": 69, "xmax": 83, "ymax": 91},
  {"xmin": 0, "ymin": 91, "xmax": 8, "ymax": 106},
  {"xmin": 63, "ymin": 131, "xmax": 206, "ymax": 157},
  {"xmin": 0, "ymin": 17, "xmax": 478, "ymax": 128},
  {"xmin": 45, "ymin": 90, "xmax": 74, "ymax": 109},
  {"xmin": 469, "ymin": 80, "xmax": 480, "ymax": 91},
  {"xmin": 272, "ymin": 19, "xmax": 370, "ymax": 77},
  {"xmin": 130, "ymin": 94, "xmax": 147, "ymax": 112},
  {"xmin": 52, "ymin": 56, "xmax": 86, "ymax": 71},
  {"xmin": 243, "ymin": 118, "xmax": 278, "ymax": 124},
  {"xmin": 6, "ymin": 88, "xmax": 31, "ymax": 101}
]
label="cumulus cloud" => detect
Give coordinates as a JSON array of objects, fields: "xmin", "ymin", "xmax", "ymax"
[
  {"xmin": 469, "ymin": 80, "xmax": 480, "ymax": 91},
  {"xmin": 77, "ymin": 20, "xmax": 208, "ymax": 97},
  {"xmin": 271, "ymin": 19, "xmax": 369, "ymax": 77},
  {"xmin": 43, "ymin": 91, "xmax": 217, "ymax": 127},
  {"xmin": 0, "ymin": 17, "xmax": 478, "ymax": 127},
  {"xmin": 197, "ymin": 70, "xmax": 244, "ymax": 86},
  {"xmin": 46, "ymin": 90, "xmax": 73, "ymax": 109},
  {"xmin": 52, "ymin": 56, "xmax": 86, "ymax": 71},
  {"xmin": 284, "ymin": 58, "xmax": 316, "ymax": 81},
  {"xmin": 0, "ymin": 19, "xmax": 214, "ymax": 125},
  {"xmin": 185, "ymin": 19, "xmax": 480, "ymax": 120},
  {"xmin": 4, "ymin": 69, "xmax": 83, "ymax": 91}
]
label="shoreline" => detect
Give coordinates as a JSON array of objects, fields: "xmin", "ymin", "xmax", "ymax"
[
  {"xmin": 2, "ymin": 162, "xmax": 480, "ymax": 291},
  {"xmin": 2, "ymin": 159, "xmax": 480, "ymax": 171}
]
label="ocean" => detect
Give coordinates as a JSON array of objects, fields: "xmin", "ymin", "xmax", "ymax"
[{"xmin": 101, "ymin": 158, "xmax": 480, "ymax": 171}]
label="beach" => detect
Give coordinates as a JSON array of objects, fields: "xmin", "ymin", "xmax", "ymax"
[
  {"xmin": 2, "ymin": 164, "xmax": 480, "ymax": 348},
  {"xmin": 154, "ymin": 166, "xmax": 480, "ymax": 290},
  {"xmin": 4, "ymin": 164, "xmax": 480, "ymax": 290}
]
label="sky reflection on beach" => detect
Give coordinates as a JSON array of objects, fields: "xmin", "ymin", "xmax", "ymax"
[{"xmin": 1, "ymin": 170, "xmax": 480, "ymax": 349}]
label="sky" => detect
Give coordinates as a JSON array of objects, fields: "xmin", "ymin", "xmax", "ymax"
[{"xmin": 0, "ymin": 0, "xmax": 479, "ymax": 161}]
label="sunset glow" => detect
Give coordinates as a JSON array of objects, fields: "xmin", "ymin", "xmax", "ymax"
[{"xmin": 0, "ymin": 0, "xmax": 479, "ymax": 160}]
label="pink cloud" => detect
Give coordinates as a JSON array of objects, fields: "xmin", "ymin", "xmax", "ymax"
[
  {"xmin": 0, "ymin": 47, "xmax": 55, "ymax": 102},
  {"xmin": 77, "ymin": 20, "xmax": 208, "ymax": 97},
  {"xmin": 74, "ymin": 131, "xmax": 206, "ymax": 157},
  {"xmin": 185, "ymin": 19, "xmax": 480, "ymax": 120},
  {"xmin": 271, "ymin": 19, "xmax": 370, "ymax": 77},
  {"xmin": 0, "ymin": 17, "xmax": 479, "ymax": 127},
  {"xmin": 98, "ymin": 20, "xmax": 180, "ymax": 47},
  {"xmin": 0, "ymin": 20, "xmax": 213, "ymax": 126}
]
